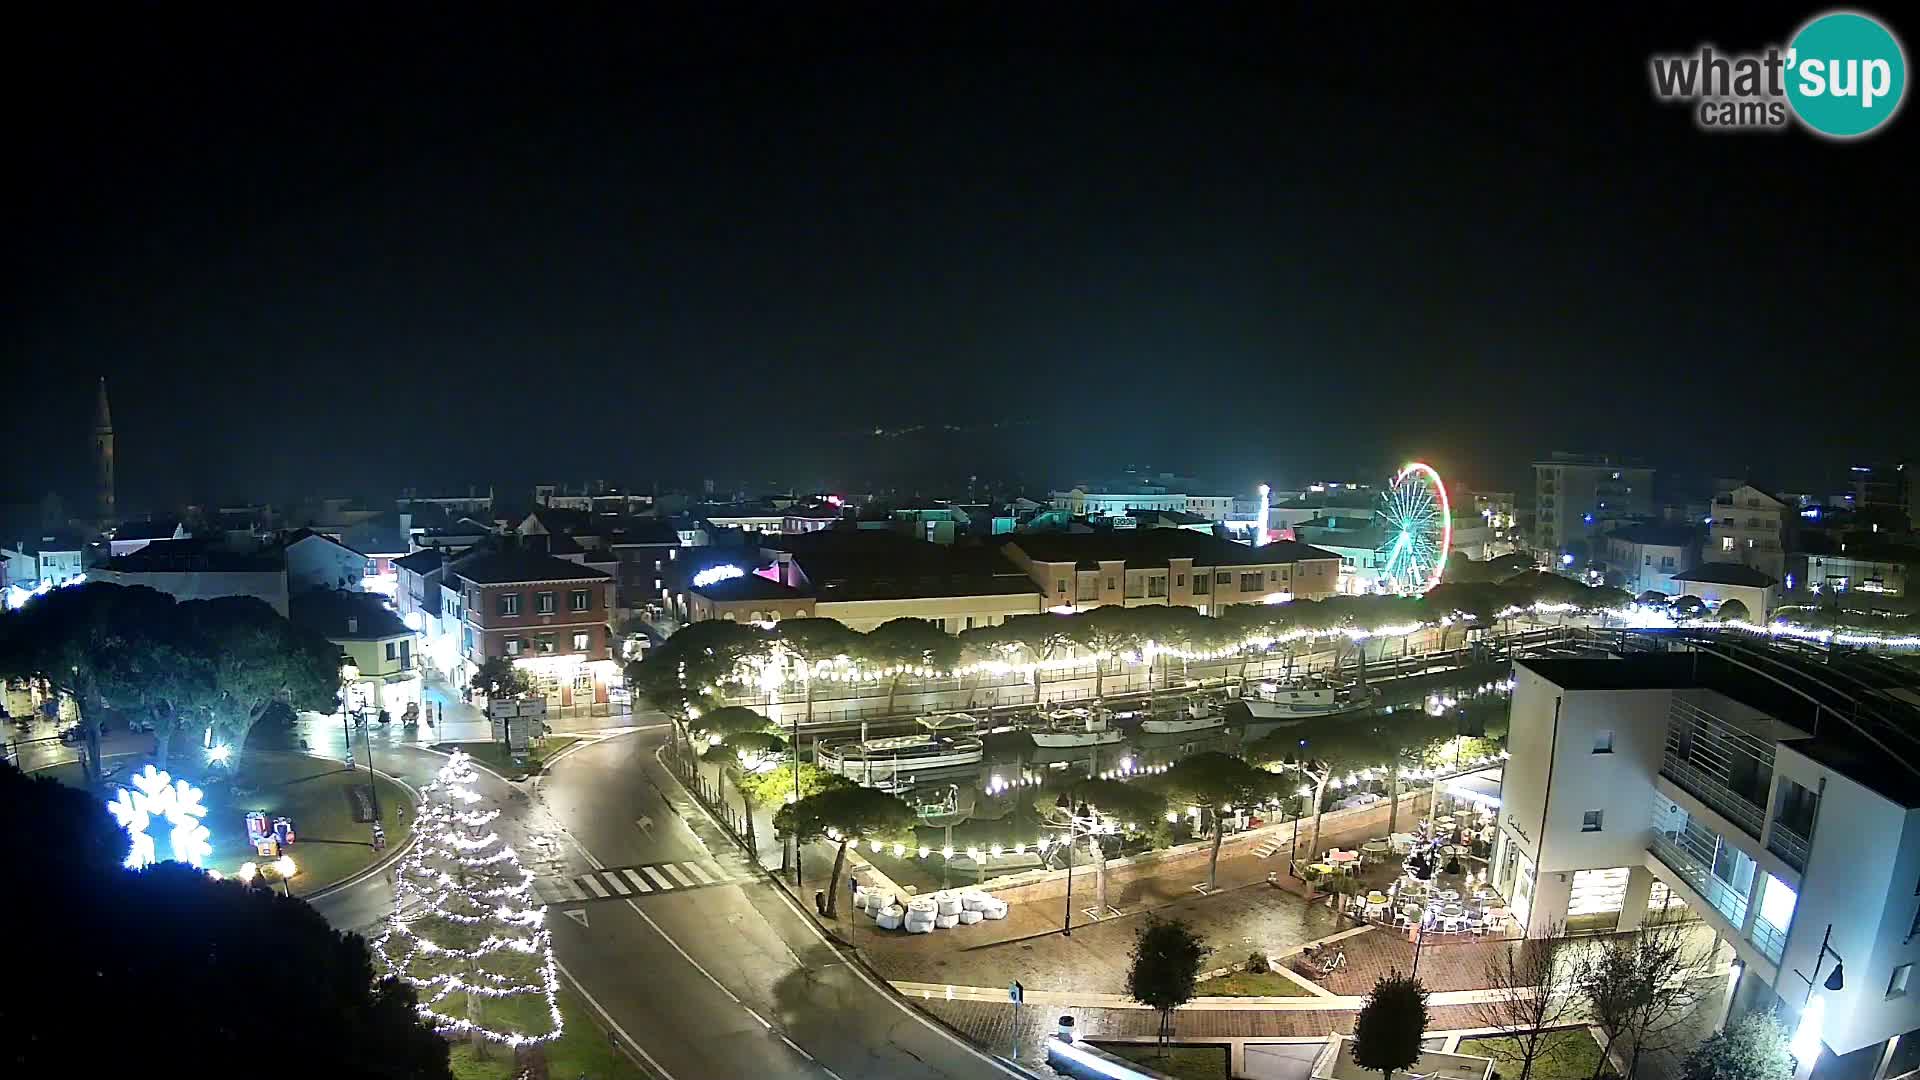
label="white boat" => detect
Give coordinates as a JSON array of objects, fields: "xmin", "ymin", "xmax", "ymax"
[
  {"xmin": 1239, "ymin": 678, "xmax": 1377, "ymax": 722},
  {"xmin": 818, "ymin": 714, "xmax": 985, "ymax": 789},
  {"xmin": 1139, "ymin": 700, "xmax": 1228, "ymax": 735},
  {"xmin": 1027, "ymin": 708, "xmax": 1125, "ymax": 748}
]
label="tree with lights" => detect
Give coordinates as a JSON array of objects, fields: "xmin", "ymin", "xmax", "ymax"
[
  {"xmin": 374, "ymin": 750, "xmax": 561, "ymax": 1058},
  {"xmin": 1155, "ymin": 752, "xmax": 1281, "ymax": 891}
]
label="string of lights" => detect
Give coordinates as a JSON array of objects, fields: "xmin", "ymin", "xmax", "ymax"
[{"xmin": 372, "ymin": 751, "xmax": 564, "ymax": 1047}]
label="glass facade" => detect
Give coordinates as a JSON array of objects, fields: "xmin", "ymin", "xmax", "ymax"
[
  {"xmin": 1651, "ymin": 794, "xmax": 1755, "ymax": 928},
  {"xmin": 1751, "ymin": 873, "xmax": 1796, "ymax": 965}
]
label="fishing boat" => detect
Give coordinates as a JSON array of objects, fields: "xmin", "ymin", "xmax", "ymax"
[
  {"xmin": 817, "ymin": 714, "xmax": 985, "ymax": 789},
  {"xmin": 1138, "ymin": 699, "xmax": 1228, "ymax": 735},
  {"xmin": 1026, "ymin": 707, "xmax": 1126, "ymax": 748},
  {"xmin": 1238, "ymin": 677, "xmax": 1377, "ymax": 722}
]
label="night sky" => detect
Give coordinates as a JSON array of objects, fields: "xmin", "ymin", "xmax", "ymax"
[{"xmin": 5, "ymin": 4, "xmax": 1914, "ymax": 512}]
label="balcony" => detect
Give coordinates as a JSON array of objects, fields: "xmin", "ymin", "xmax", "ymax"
[
  {"xmin": 1766, "ymin": 821, "xmax": 1810, "ymax": 873},
  {"xmin": 1750, "ymin": 916, "xmax": 1788, "ymax": 965},
  {"xmin": 1661, "ymin": 757, "xmax": 1767, "ymax": 839},
  {"xmin": 1661, "ymin": 696, "xmax": 1774, "ymax": 841},
  {"xmin": 1650, "ymin": 830, "xmax": 1752, "ymax": 928}
]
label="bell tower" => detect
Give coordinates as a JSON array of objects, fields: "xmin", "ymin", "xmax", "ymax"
[{"xmin": 94, "ymin": 377, "xmax": 115, "ymax": 528}]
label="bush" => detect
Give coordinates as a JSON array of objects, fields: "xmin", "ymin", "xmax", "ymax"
[{"xmin": 1245, "ymin": 951, "xmax": 1270, "ymax": 975}]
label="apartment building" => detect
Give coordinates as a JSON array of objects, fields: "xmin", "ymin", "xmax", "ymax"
[
  {"xmin": 289, "ymin": 588, "xmax": 420, "ymax": 719},
  {"xmin": 1711, "ymin": 484, "xmax": 1792, "ymax": 583},
  {"xmin": 1499, "ymin": 647, "xmax": 1920, "ymax": 1078},
  {"xmin": 1002, "ymin": 531, "xmax": 1341, "ymax": 612},
  {"xmin": 453, "ymin": 550, "xmax": 616, "ymax": 708},
  {"xmin": 1601, "ymin": 522, "xmax": 1700, "ymax": 596},
  {"xmin": 1532, "ymin": 452, "xmax": 1654, "ymax": 559}
]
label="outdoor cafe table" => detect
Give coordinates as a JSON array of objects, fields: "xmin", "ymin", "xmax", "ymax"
[
  {"xmin": 1328, "ymin": 851, "xmax": 1360, "ymax": 868},
  {"xmin": 1361, "ymin": 840, "xmax": 1391, "ymax": 858},
  {"xmin": 1441, "ymin": 844, "xmax": 1471, "ymax": 858}
]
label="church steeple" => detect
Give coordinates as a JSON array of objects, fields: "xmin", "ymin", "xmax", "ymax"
[{"xmin": 94, "ymin": 377, "xmax": 115, "ymax": 528}]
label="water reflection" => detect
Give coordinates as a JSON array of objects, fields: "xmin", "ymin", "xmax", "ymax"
[{"xmin": 854, "ymin": 665, "xmax": 1516, "ymax": 894}]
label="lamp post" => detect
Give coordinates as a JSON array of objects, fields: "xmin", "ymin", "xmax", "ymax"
[
  {"xmin": 1790, "ymin": 923, "xmax": 1846, "ymax": 1078},
  {"xmin": 273, "ymin": 855, "xmax": 298, "ymax": 897},
  {"xmin": 341, "ymin": 661, "xmax": 381, "ymax": 821},
  {"xmin": 1047, "ymin": 794, "xmax": 1109, "ymax": 937}
]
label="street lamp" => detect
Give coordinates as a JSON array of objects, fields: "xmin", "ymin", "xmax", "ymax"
[
  {"xmin": 1046, "ymin": 793, "xmax": 1112, "ymax": 937},
  {"xmin": 340, "ymin": 660, "xmax": 381, "ymax": 822},
  {"xmin": 1790, "ymin": 923, "xmax": 1845, "ymax": 1077},
  {"xmin": 273, "ymin": 855, "xmax": 298, "ymax": 897},
  {"xmin": 1284, "ymin": 754, "xmax": 1331, "ymax": 876}
]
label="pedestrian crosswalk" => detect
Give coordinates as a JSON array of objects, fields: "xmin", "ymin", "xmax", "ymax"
[{"xmin": 535, "ymin": 859, "xmax": 746, "ymax": 904}]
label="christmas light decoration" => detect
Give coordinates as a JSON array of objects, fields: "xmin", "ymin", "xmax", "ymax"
[
  {"xmin": 106, "ymin": 764, "xmax": 212, "ymax": 869},
  {"xmin": 373, "ymin": 750, "xmax": 562, "ymax": 1047}
]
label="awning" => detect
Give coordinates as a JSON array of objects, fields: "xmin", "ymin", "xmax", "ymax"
[{"xmin": 1445, "ymin": 767, "xmax": 1503, "ymax": 809}]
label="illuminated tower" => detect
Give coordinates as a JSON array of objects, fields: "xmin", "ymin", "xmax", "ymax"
[
  {"xmin": 1254, "ymin": 484, "xmax": 1270, "ymax": 546},
  {"xmin": 94, "ymin": 377, "xmax": 115, "ymax": 528}
]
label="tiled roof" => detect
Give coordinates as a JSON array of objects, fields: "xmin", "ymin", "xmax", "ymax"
[
  {"xmin": 1672, "ymin": 562, "xmax": 1779, "ymax": 588},
  {"xmin": 453, "ymin": 550, "xmax": 612, "ymax": 585},
  {"xmin": 290, "ymin": 588, "xmax": 410, "ymax": 641},
  {"xmin": 1008, "ymin": 532, "xmax": 1340, "ymax": 571}
]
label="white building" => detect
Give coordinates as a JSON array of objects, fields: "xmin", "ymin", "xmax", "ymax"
[
  {"xmin": 1499, "ymin": 647, "xmax": 1920, "ymax": 1078},
  {"xmin": 1671, "ymin": 562, "xmax": 1778, "ymax": 622},
  {"xmin": 284, "ymin": 530, "xmax": 370, "ymax": 593},
  {"xmin": 1711, "ymin": 485, "xmax": 1792, "ymax": 584},
  {"xmin": 1601, "ymin": 522, "xmax": 1700, "ymax": 597},
  {"xmin": 1, "ymin": 533, "xmax": 87, "ymax": 587}
]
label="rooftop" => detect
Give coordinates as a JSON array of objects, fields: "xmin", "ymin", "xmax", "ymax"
[
  {"xmin": 290, "ymin": 588, "xmax": 411, "ymax": 641},
  {"xmin": 453, "ymin": 549, "xmax": 612, "ymax": 585},
  {"xmin": 106, "ymin": 539, "xmax": 283, "ymax": 573},
  {"xmin": 1006, "ymin": 531, "xmax": 1341, "ymax": 570},
  {"xmin": 1672, "ymin": 562, "xmax": 1779, "ymax": 588},
  {"xmin": 693, "ymin": 572, "xmax": 807, "ymax": 603},
  {"xmin": 112, "ymin": 519, "xmax": 183, "ymax": 542},
  {"xmin": 393, "ymin": 549, "xmax": 447, "ymax": 574},
  {"xmin": 282, "ymin": 528, "xmax": 365, "ymax": 557},
  {"xmin": 1606, "ymin": 523, "xmax": 1699, "ymax": 547}
]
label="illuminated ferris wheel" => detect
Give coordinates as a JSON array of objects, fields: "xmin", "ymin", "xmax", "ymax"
[{"xmin": 1374, "ymin": 462, "xmax": 1451, "ymax": 594}]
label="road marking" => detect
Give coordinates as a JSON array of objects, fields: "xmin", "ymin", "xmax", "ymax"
[
  {"xmin": 649, "ymin": 743, "xmax": 1034, "ymax": 1080},
  {"xmin": 602, "ymin": 871, "xmax": 632, "ymax": 896},
  {"xmin": 743, "ymin": 1006, "xmax": 772, "ymax": 1030},
  {"xmin": 554, "ymin": 958, "xmax": 678, "ymax": 1080},
  {"xmin": 636, "ymin": 814, "xmax": 655, "ymax": 837},
  {"xmin": 642, "ymin": 866, "xmax": 674, "ymax": 890},
  {"xmin": 581, "ymin": 875, "xmax": 610, "ymax": 898},
  {"xmin": 663, "ymin": 863, "xmax": 696, "ymax": 887},
  {"xmin": 563, "ymin": 909, "xmax": 590, "ymax": 928},
  {"xmin": 622, "ymin": 869, "xmax": 653, "ymax": 893},
  {"xmin": 681, "ymin": 861, "xmax": 716, "ymax": 884}
]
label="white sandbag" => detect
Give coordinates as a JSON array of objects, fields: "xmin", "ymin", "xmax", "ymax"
[
  {"xmin": 853, "ymin": 889, "xmax": 870, "ymax": 912},
  {"xmin": 961, "ymin": 892, "xmax": 990, "ymax": 912},
  {"xmin": 905, "ymin": 917, "xmax": 934, "ymax": 934},
  {"xmin": 907, "ymin": 897, "xmax": 938, "ymax": 915},
  {"xmin": 936, "ymin": 894, "xmax": 962, "ymax": 917},
  {"xmin": 876, "ymin": 905, "xmax": 904, "ymax": 931},
  {"xmin": 981, "ymin": 899, "xmax": 1009, "ymax": 920},
  {"xmin": 935, "ymin": 912, "xmax": 959, "ymax": 929},
  {"xmin": 957, "ymin": 909, "xmax": 983, "ymax": 925}
]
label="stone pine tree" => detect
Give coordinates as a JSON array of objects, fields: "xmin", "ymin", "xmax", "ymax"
[
  {"xmin": 1682, "ymin": 1011, "xmax": 1792, "ymax": 1080},
  {"xmin": 374, "ymin": 750, "xmax": 562, "ymax": 1059},
  {"xmin": 774, "ymin": 784, "xmax": 917, "ymax": 916},
  {"xmin": 1126, "ymin": 916, "xmax": 1210, "ymax": 1052},
  {"xmin": 1351, "ymin": 972, "xmax": 1430, "ymax": 1080}
]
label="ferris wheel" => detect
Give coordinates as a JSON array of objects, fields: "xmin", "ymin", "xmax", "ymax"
[{"xmin": 1374, "ymin": 462, "xmax": 1451, "ymax": 594}]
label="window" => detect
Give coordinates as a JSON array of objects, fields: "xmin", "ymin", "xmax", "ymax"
[
  {"xmin": 1721, "ymin": 537, "xmax": 1735, "ymax": 552},
  {"xmin": 1106, "ymin": 576, "xmax": 1116, "ymax": 590},
  {"xmin": 536, "ymin": 634, "xmax": 556, "ymax": 654},
  {"xmin": 1746, "ymin": 538, "xmax": 1755, "ymax": 548},
  {"xmin": 1056, "ymin": 578, "xmax": 1067, "ymax": 594},
  {"xmin": 1240, "ymin": 572, "xmax": 1262, "ymax": 592},
  {"xmin": 1662, "ymin": 556, "xmax": 1675, "ymax": 569},
  {"xmin": 536, "ymin": 591, "xmax": 556, "ymax": 614},
  {"xmin": 1582, "ymin": 810, "xmax": 1604, "ymax": 832},
  {"xmin": 572, "ymin": 631, "xmax": 589, "ymax": 651},
  {"xmin": 1176, "ymin": 574, "xmax": 1186, "ymax": 587},
  {"xmin": 385, "ymin": 642, "xmax": 398, "ymax": 661},
  {"xmin": 1593, "ymin": 730, "xmax": 1614, "ymax": 754},
  {"xmin": 1193, "ymin": 574, "xmax": 1210, "ymax": 595},
  {"xmin": 505, "ymin": 638, "xmax": 522, "ymax": 656},
  {"xmin": 1891, "ymin": 964, "xmax": 1913, "ymax": 1000},
  {"xmin": 1148, "ymin": 576, "xmax": 1166, "ymax": 598},
  {"xmin": 570, "ymin": 589, "xmax": 590, "ymax": 612},
  {"xmin": 463, "ymin": 627, "xmax": 474, "ymax": 651},
  {"xmin": 500, "ymin": 593, "xmax": 521, "ymax": 616},
  {"xmin": 1215, "ymin": 571, "xmax": 1231, "ymax": 585}
]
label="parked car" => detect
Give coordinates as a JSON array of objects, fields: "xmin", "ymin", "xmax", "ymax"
[{"xmin": 127, "ymin": 718, "xmax": 155, "ymax": 734}]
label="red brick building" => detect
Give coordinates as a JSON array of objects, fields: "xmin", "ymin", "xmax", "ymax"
[{"xmin": 453, "ymin": 549, "xmax": 617, "ymax": 708}]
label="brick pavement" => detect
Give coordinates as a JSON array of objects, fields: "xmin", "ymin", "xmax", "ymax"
[{"xmin": 843, "ymin": 800, "xmax": 1425, "ymax": 993}]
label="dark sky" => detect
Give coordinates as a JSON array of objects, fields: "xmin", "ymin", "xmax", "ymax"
[{"xmin": 5, "ymin": 4, "xmax": 1914, "ymax": 512}]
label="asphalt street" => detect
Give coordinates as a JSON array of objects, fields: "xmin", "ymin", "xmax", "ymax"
[{"xmin": 536, "ymin": 728, "xmax": 1030, "ymax": 1080}]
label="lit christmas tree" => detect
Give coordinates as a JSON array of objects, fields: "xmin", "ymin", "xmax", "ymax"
[{"xmin": 373, "ymin": 750, "xmax": 562, "ymax": 1051}]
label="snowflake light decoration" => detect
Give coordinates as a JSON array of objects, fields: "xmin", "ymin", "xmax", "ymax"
[{"xmin": 106, "ymin": 764, "xmax": 213, "ymax": 870}]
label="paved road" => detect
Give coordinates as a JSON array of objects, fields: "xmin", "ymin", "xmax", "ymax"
[{"xmin": 537, "ymin": 728, "xmax": 1031, "ymax": 1080}]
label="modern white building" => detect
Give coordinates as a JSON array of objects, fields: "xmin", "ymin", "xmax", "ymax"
[
  {"xmin": 1601, "ymin": 522, "xmax": 1700, "ymax": 597},
  {"xmin": 1711, "ymin": 484, "xmax": 1792, "ymax": 584},
  {"xmin": 1498, "ymin": 646, "xmax": 1920, "ymax": 1079}
]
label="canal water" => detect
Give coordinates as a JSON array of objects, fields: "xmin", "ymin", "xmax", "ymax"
[{"xmin": 849, "ymin": 662, "xmax": 1517, "ymax": 895}]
